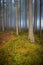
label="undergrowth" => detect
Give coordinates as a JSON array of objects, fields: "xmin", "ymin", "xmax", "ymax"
[{"xmin": 0, "ymin": 32, "xmax": 43, "ymax": 65}]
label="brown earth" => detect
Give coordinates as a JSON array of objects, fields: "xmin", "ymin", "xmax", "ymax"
[{"xmin": 0, "ymin": 32, "xmax": 14, "ymax": 47}]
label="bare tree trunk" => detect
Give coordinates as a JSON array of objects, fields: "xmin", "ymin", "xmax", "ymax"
[
  {"xmin": 19, "ymin": 0, "xmax": 21, "ymax": 32},
  {"xmin": 2, "ymin": 0, "xmax": 4, "ymax": 31},
  {"xmin": 9, "ymin": 0, "xmax": 11, "ymax": 29},
  {"xmin": 0, "ymin": 0, "xmax": 1, "ymax": 30},
  {"xmin": 25, "ymin": 0, "xmax": 27, "ymax": 30},
  {"xmin": 28, "ymin": 0, "xmax": 35, "ymax": 42},
  {"xmin": 34, "ymin": 0, "xmax": 37, "ymax": 32},
  {"xmin": 10, "ymin": 0, "xmax": 12, "ymax": 29},
  {"xmin": 16, "ymin": 0, "xmax": 18, "ymax": 35},
  {"xmin": 40, "ymin": 0, "xmax": 42, "ymax": 37},
  {"xmin": 0, "ymin": 0, "xmax": 1, "ymax": 6}
]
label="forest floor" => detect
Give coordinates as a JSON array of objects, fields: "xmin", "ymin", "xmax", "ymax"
[
  {"xmin": 0, "ymin": 31, "xmax": 14, "ymax": 48},
  {"xmin": 0, "ymin": 31, "xmax": 43, "ymax": 65}
]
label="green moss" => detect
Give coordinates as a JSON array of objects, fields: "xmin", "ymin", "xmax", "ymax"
[
  {"xmin": 0, "ymin": 32, "xmax": 43, "ymax": 65},
  {"xmin": 35, "ymin": 34, "xmax": 43, "ymax": 44}
]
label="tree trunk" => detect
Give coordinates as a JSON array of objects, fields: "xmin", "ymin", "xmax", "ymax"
[
  {"xmin": 40, "ymin": 0, "xmax": 42, "ymax": 37},
  {"xmin": 16, "ymin": 0, "xmax": 18, "ymax": 35},
  {"xmin": 10, "ymin": 0, "xmax": 12, "ymax": 29},
  {"xmin": 34, "ymin": 0, "xmax": 37, "ymax": 32},
  {"xmin": 0, "ymin": 0, "xmax": 1, "ymax": 6},
  {"xmin": 28, "ymin": 0, "xmax": 35, "ymax": 42},
  {"xmin": 9, "ymin": 0, "xmax": 11, "ymax": 29},
  {"xmin": 0, "ymin": 0, "xmax": 1, "ymax": 30},
  {"xmin": 19, "ymin": 0, "xmax": 21, "ymax": 32},
  {"xmin": 25, "ymin": 0, "xmax": 27, "ymax": 30},
  {"xmin": 2, "ymin": 0, "xmax": 4, "ymax": 31}
]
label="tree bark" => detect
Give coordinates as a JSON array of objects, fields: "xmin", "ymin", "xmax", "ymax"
[
  {"xmin": 28, "ymin": 0, "xmax": 35, "ymax": 42},
  {"xmin": 9, "ymin": 0, "xmax": 11, "ymax": 29},
  {"xmin": 2, "ymin": 0, "xmax": 4, "ymax": 31},
  {"xmin": 25, "ymin": 0, "xmax": 27, "ymax": 30},
  {"xmin": 40, "ymin": 0, "xmax": 42, "ymax": 37},
  {"xmin": 34, "ymin": 0, "xmax": 37, "ymax": 32},
  {"xmin": 0, "ymin": 0, "xmax": 1, "ymax": 6},
  {"xmin": 19, "ymin": 0, "xmax": 21, "ymax": 32},
  {"xmin": 16, "ymin": 0, "xmax": 18, "ymax": 35}
]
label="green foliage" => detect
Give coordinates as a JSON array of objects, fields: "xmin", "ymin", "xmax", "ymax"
[
  {"xmin": 35, "ymin": 34, "xmax": 43, "ymax": 44},
  {"xmin": 0, "ymin": 32, "xmax": 43, "ymax": 65}
]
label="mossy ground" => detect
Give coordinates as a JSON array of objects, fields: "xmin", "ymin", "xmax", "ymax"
[{"xmin": 0, "ymin": 31, "xmax": 43, "ymax": 65}]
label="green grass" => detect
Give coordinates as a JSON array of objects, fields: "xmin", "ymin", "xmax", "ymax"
[
  {"xmin": 0, "ymin": 32, "xmax": 43, "ymax": 65},
  {"xmin": 35, "ymin": 33, "xmax": 43, "ymax": 44}
]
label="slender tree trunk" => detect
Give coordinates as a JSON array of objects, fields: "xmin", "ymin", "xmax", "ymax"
[
  {"xmin": 25, "ymin": 0, "xmax": 27, "ymax": 30},
  {"xmin": 16, "ymin": 0, "xmax": 18, "ymax": 35},
  {"xmin": 28, "ymin": 0, "xmax": 35, "ymax": 42},
  {"xmin": 9, "ymin": 0, "xmax": 11, "ymax": 29},
  {"xmin": 19, "ymin": 0, "xmax": 21, "ymax": 32},
  {"xmin": 2, "ymin": 0, "xmax": 4, "ymax": 31},
  {"xmin": 40, "ymin": 0, "xmax": 42, "ymax": 37},
  {"xmin": 34, "ymin": 0, "xmax": 37, "ymax": 32},
  {"xmin": 0, "ymin": 0, "xmax": 1, "ymax": 29},
  {"xmin": 0, "ymin": 0, "xmax": 1, "ymax": 6},
  {"xmin": 5, "ymin": 0, "xmax": 7, "ymax": 29},
  {"xmin": 10, "ymin": 0, "xmax": 12, "ymax": 29}
]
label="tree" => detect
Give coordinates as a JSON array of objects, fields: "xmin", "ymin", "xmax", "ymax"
[
  {"xmin": 0, "ymin": 0, "xmax": 1, "ymax": 6},
  {"xmin": 10, "ymin": 0, "xmax": 12, "ymax": 29},
  {"xmin": 28, "ymin": 0, "xmax": 35, "ymax": 42},
  {"xmin": 34, "ymin": 0, "xmax": 37, "ymax": 32},
  {"xmin": 40, "ymin": 0, "xmax": 42, "ymax": 37},
  {"xmin": 25, "ymin": 0, "xmax": 27, "ymax": 30},
  {"xmin": 19, "ymin": 0, "xmax": 21, "ymax": 32},
  {"xmin": 9, "ymin": 0, "xmax": 11, "ymax": 28},
  {"xmin": 0, "ymin": 0, "xmax": 1, "ymax": 30},
  {"xmin": 16, "ymin": 0, "xmax": 18, "ymax": 35},
  {"xmin": 2, "ymin": 0, "xmax": 4, "ymax": 31}
]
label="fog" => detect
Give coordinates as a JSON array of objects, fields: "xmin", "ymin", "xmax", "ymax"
[{"xmin": 0, "ymin": 0, "xmax": 43, "ymax": 30}]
